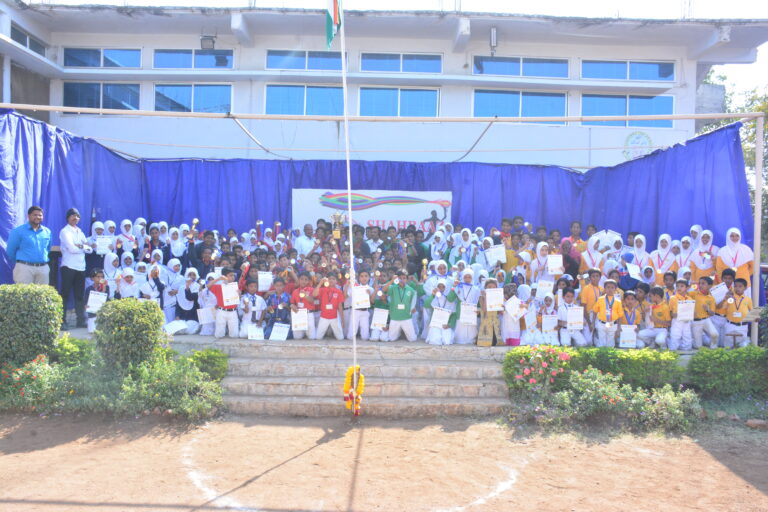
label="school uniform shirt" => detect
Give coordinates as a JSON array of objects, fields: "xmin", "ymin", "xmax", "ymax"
[
  {"xmin": 387, "ymin": 284, "xmax": 416, "ymax": 321},
  {"xmin": 715, "ymin": 283, "xmax": 733, "ymax": 316},
  {"xmin": 291, "ymin": 287, "xmax": 317, "ymax": 311},
  {"xmin": 617, "ymin": 306, "xmax": 642, "ymax": 327},
  {"xmin": 689, "ymin": 290, "xmax": 716, "ymax": 320},
  {"xmin": 592, "ymin": 295, "xmax": 623, "ymax": 323},
  {"xmin": 715, "ymin": 228, "xmax": 754, "ymax": 285},
  {"xmin": 668, "ymin": 293, "xmax": 694, "ymax": 317},
  {"xmin": 579, "ymin": 284, "xmax": 603, "ymax": 313},
  {"xmin": 690, "ymin": 231, "xmax": 718, "ymax": 282},
  {"xmin": 650, "ymin": 302, "xmax": 672, "ymax": 327},
  {"xmin": 208, "ymin": 283, "xmax": 238, "ymax": 310},
  {"xmin": 557, "ymin": 301, "xmax": 579, "ymax": 325},
  {"xmin": 725, "ymin": 294, "xmax": 753, "ymax": 324},
  {"xmin": 318, "ymin": 286, "xmax": 344, "ymax": 320},
  {"xmin": 663, "ymin": 288, "xmax": 676, "ymax": 304},
  {"xmin": 265, "ymin": 292, "xmax": 292, "ymax": 324}
]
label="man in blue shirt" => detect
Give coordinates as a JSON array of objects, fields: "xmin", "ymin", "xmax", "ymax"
[{"xmin": 6, "ymin": 206, "xmax": 52, "ymax": 285}]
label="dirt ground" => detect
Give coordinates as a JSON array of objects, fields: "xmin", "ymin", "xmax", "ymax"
[{"xmin": 1, "ymin": 414, "xmax": 767, "ymax": 512}]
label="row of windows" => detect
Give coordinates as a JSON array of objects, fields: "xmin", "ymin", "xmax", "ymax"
[
  {"xmin": 60, "ymin": 47, "xmax": 675, "ymax": 81},
  {"xmin": 10, "ymin": 24, "xmax": 46, "ymax": 57},
  {"xmin": 61, "ymin": 81, "xmax": 673, "ymax": 125}
]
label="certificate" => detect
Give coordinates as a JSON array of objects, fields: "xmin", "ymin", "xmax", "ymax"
[
  {"xmin": 163, "ymin": 320, "xmax": 188, "ymax": 335},
  {"xmin": 95, "ymin": 236, "xmax": 112, "ymax": 255},
  {"xmin": 677, "ymin": 300, "xmax": 695, "ymax": 322},
  {"xmin": 291, "ymin": 308, "xmax": 309, "ymax": 331},
  {"xmin": 269, "ymin": 322, "xmax": 290, "ymax": 341},
  {"xmin": 484, "ymin": 288, "xmax": 504, "ymax": 312},
  {"xmin": 547, "ymin": 254, "xmax": 563, "ymax": 275},
  {"xmin": 86, "ymin": 291, "xmax": 107, "ymax": 313},
  {"xmin": 566, "ymin": 306, "xmax": 584, "ymax": 330},
  {"xmin": 710, "ymin": 283, "xmax": 728, "ymax": 304},
  {"xmin": 459, "ymin": 303, "xmax": 477, "ymax": 325},
  {"xmin": 619, "ymin": 324, "xmax": 637, "ymax": 349},
  {"xmin": 430, "ymin": 307, "xmax": 452, "ymax": 329},
  {"xmin": 247, "ymin": 324, "xmax": 265, "ymax": 340},
  {"xmin": 542, "ymin": 314, "xmax": 558, "ymax": 333},
  {"xmin": 524, "ymin": 310, "xmax": 538, "ymax": 334},
  {"xmin": 504, "ymin": 296, "xmax": 520, "ymax": 318},
  {"xmin": 197, "ymin": 306, "xmax": 215, "ymax": 324},
  {"xmin": 536, "ymin": 280, "xmax": 554, "ymax": 299},
  {"xmin": 486, "ymin": 244, "xmax": 507, "ymax": 265},
  {"xmin": 258, "ymin": 271, "xmax": 273, "ymax": 292},
  {"xmin": 626, "ymin": 263, "xmax": 642, "ymax": 280},
  {"xmin": 370, "ymin": 308, "xmax": 389, "ymax": 330},
  {"xmin": 352, "ymin": 286, "xmax": 371, "ymax": 310},
  {"xmin": 221, "ymin": 282, "xmax": 240, "ymax": 307}
]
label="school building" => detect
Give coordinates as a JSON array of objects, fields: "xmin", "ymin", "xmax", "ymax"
[{"xmin": 1, "ymin": 1, "xmax": 767, "ymax": 168}]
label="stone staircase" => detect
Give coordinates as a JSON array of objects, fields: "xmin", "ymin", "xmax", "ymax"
[{"xmin": 171, "ymin": 336, "xmax": 512, "ymax": 418}]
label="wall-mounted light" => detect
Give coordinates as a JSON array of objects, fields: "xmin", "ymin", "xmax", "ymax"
[
  {"xmin": 490, "ymin": 27, "xmax": 497, "ymax": 56},
  {"xmin": 200, "ymin": 35, "xmax": 216, "ymax": 50}
]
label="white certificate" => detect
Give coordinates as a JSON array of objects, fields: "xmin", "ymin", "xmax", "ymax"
[
  {"xmin": 484, "ymin": 288, "xmax": 504, "ymax": 312},
  {"xmin": 547, "ymin": 254, "xmax": 563, "ymax": 275},
  {"xmin": 626, "ymin": 263, "xmax": 642, "ymax": 280},
  {"xmin": 430, "ymin": 307, "xmax": 452, "ymax": 329},
  {"xmin": 95, "ymin": 236, "xmax": 112, "ymax": 255},
  {"xmin": 370, "ymin": 308, "xmax": 389, "ymax": 329},
  {"xmin": 619, "ymin": 324, "xmax": 637, "ymax": 349},
  {"xmin": 163, "ymin": 320, "xmax": 188, "ymax": 335},
  {"xmin": 197, "ymin": 306, "xmax": 215, "ymax": 324},
  {"xmin": 459, "ymin": 303, "xmax": 477, "ymax": 325},
  {"xmin": 221, "ymin": 282, "xmax": 240, "ymax": 307},
  {"xmin": 536, "ymin": 280, "xmax": 554, "ymax": 299},
  {"xmin": 247, "ymin": 324, "xmax": 265, "ymax": 340},
  {"xmin": 258, "ymin": 271, "xmax": 273, "ymax": 292},
  {"xmin": 291, "ymin": 308, "xmax": 309, "ymax": 331},
  {"xmin": 504, "ymin": 296, "xmax": 521, "ymax": 318},
  {"xmin": 710, "ymin": 283, "xmax": 728, "ymax": 305},
  {"xmin": 269, "ymin": 322, "xmax": 290, "ymax": 341},
  {"xmin": 566, "ymin": 306, "xmax": 584, "ymax": 330},
  {"xmin": 524, "ymin": 310, "xmax": 538, "ymax": 333},
  {"xmin": 542, "ymin": 314, "xmax": 558, "ymax": 333},
  {"xmin": 86, "ymin": 290, "xmax": 107, "ymax": 313},
  {"xmin": 486, "ymin": 244, "xmax": 507, "ymax": 265},
  {"xmin": 351, "ymin": 286, "xmax": 371, "ymax": 310},
  {"xmin": 677, "ymin": 300, "xmax": 695, "ymax": 322}
]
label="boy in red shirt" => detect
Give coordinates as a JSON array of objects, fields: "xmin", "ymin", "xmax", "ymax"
[
  {"xmin": 291, "ymin": 271, "xmax": 317, "ymax": 339},
  {"xmin": 208, "ymin": 268, "xmax": 240, "ymax": 339},
  {"xmin": 313, "ymin": 273, "xmax": 344, "ymax": 340}
]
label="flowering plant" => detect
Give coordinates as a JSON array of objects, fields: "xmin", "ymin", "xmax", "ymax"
[
  {"xmin": 504, "ymin": 345, "xmax": 572, "ymax": 395},
  {"xmin": 343, "ymin": 365, "xmax": 365, "ymax": 416},
  {"xmin": 0, "ymin": 355, "xmax": 60, "ymax": 410}
]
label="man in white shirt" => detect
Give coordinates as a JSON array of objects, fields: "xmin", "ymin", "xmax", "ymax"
[
  {"xmin": 293, "ymin": 224, "xmax": 317, "ymax": 258},
  {"xmin": 366, "ymin": 226, "xmax": 383, "ymax": 253},
  {"xmin": 59, "ymin": 208, "xmax": 92, "ymax": 329}
]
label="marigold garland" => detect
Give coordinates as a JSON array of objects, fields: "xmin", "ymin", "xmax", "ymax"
[{"xmin": 343, "ymin": 365, "xmax": 365, "ymax": 416}]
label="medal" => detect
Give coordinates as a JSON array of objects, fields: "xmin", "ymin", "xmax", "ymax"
[
  {"xmin": 731, "ymin": 267, "xmax": 737, "ymax": 273},
  {"xmin": 377, "ymin": 290, "xmax": 383, "ymax": 297},
  {"xmin": 727, "ymin": 298, "xmax": 734, "ymax": 304},
  {"xmin": 323, "ymin": 281, "xmax": 329, "ymax": 287},
  {"xmin": 299, "ymin": 292, "xmax": 305, "ymax": 298}
]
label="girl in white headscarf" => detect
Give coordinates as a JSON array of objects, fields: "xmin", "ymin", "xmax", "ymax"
[
  {"xmin": 116, "ymin": 219, "xmax": 137, "ymax": 252},
  {"xmin": 158, "ymin": 221, "xmax": 170, "ymax": 244},
  {"xmin": 449, "ymin": 229, "xmax": 473, "ymax": 265},
  {"xmin": 474, "ymin": 236, "xmax": 497, "ymax": 272},
  {"xmin": 690, "ymin": 229, "xmax": 719, "ymax": 281},
  {"xmin": 689, "ymin": 224, "xmax": 703, "ymax": 249},
  {"xmin": 133, "ymin": 217, "xmax": 148, "ymax": 251},
  {"xmin": 580, "ymin": 234, "xmax": 605, "ymax": 274},
  {"xmin": 537, "ymin": 292, "xmax": 558, "ymax": 345},
  {"xmin": 430, "ymin": 230, "xmax": 448, "ymax": 261},
  {"xmin": 104, "ymin": 220, "xmax": 117, "ymax": 239},
  {"xmin": 120, "ymin": 251, "xmax": 135, "ymax": 271},
  {"xmin": 650, "ymin": 234, "xmax": 675, "ymax": 285},
  {"xmin": 641, "ymin": 265, "xmax": 656, "ymax": 286},
  {"xmin": 516, "ymin": 284, "xmax": 538, "ymax": 345},
  {"xmin": 164, "ymin": 227, "xmax": 187, "ymax": 265},
  {"xmin": 162, "ymin": 258, "xmax": 184, "ymax": 323},
  {"xmin": 472, "ymin": 226, "xmax": 485, "ymax": 244},
  {"xmin": 514, "ymin": 251, "xmax": 531, "ymax": 285},
  {"xmin": 103, "ymin": 252, "xmax": 122, "ymax": 299},
  {"xmin": 175, "ymin": 267, "xmax": 201, "ymax": 333},
  {"xmin": 450, "ymin": 268, "xmax": 480, "ymax": 344},
  {"xmin": 529, "ymin": 241, "xmax": 560, "ymax": 283},
  {"xmin": 715, "ymin": 227, "xmax": 754, "ymax": 285},
  {"xmin": 675, "ymin": 236, "xmax": 695, "ymax": 273},
  {"xmin": 117, "ymin": 268, "xmax": 139, "ymax": 298},
  {"xmin": 198, "ymin": 273, "xmax": 219, "ymax": 336},
  {"xmin": 632, "ymin": 234, "xmax": 651, "ymax": 270},
  {"xmin": 139, "ymin": 264, "xmax": 165, "ymax": 307},
  {"xmin": 134, "ymin": 261, "xmax": 149, "ymax": 286}
]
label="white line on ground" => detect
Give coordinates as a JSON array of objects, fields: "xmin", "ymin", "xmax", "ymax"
[{"xmin": 434, "ymin": 462, "xmax": 525, "ymax": 512}]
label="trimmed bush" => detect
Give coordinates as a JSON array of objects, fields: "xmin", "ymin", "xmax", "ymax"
[
  {"xmin": 94, "ymin": 298, "xmax": 166, "ymax": 370},
  {"xmin": 0, "ymin": 284, "xmax": 62, "ymax": 364},
  {"xmin": 568, "ymin": 348, "xmax": 685, "ymax": 390},
  {"xmin": 187, "ymin": 349, "xmax": 229, "ymax": 382},
  {"xmin": 688, "ymin": 346, "xmax": 768, "ymax": 397}
]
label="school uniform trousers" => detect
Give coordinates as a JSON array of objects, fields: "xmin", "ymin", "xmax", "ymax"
[
  {"xmin": 669, "ymin": 319, "xmax": 693, "ymax": 351},
  {"xmin": 594, "ymin": 320, "xmax": 617, "ymax": 348},
  {"xmin": 559, "ymin": 328, "xmax": 588, "ymax": 347},
  {"xmin": 638, "ymin": 327, "xmax": 668, "ymax": 349},
  {"xmin": 388, "ymin": 317, "xmax": 418, "ymax": 342},
  {"xmin": 346, "ymin": 308, "xmax": 370, "ymax": 341},
  {"xmin": 691, "ymin": 317, "xmax": 719, "ymax": 349},
  {"xmin": 291, "ymin": 309, "xmax": 317, "ymax": 340},
  {"xmin": 315, "ymin": 315, "xmax": 344, "ymax": 340},
  {"xmin": 215, "ymin": 306, "xmax": 239, "ymax": 338},
  {"xmin": 709, "ymin": 314, "xmax": 728, "ymax": 347},
  {"xmin": 723, "ymin": 321, "xmax": 749, "ymax": 348}
]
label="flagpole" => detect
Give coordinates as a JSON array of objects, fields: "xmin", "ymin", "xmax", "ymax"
[{"xmin": 337, "ymin": 3, "xmax": 358, "ymax": 401}]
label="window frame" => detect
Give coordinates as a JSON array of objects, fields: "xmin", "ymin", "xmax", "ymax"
[
  {"xmin": 265, "ymin": 49, "xmax": 345, "ymax": 71},
  {"xmin": 359, "ymin": 52, "xmax": 443, "ymax": 74},
  {"xmin": 358, "ymin": 86, "xmax": 440, "ymax": 117},
  {"xmin": 580, "ymin": 59, "xmax": 676, "ymax": 82},
  {"xmin": 63, "ymin": 47, "xmax": 142, "ymax": 69},
  {"xmin": 471, "ymin": 88, "xmax": 568, "ymax": 124},
  {"xmin": 472, "ymin": 54, "xmax": 570, "ymax": 79},
  {"xmin": 580, "ymin": 93, "xmax": 675, "ymax": 128},
  {"xmin": 10, "ymin": 23, "xmax": 47, "ymax": 57},
  {"xmin": 153, "ymin": 82, "xmax": 234, "ymax": 113},
  {"xmin": 62, "ymin": 81, "xmax": 140, "ymax": 111},
  {"xmin": 152, "ymin": 49, "xmax": 235, "ymax": 70},
  {"xmin": 264, "ymin": 83, "xmax": 345, "ymax": 116}
]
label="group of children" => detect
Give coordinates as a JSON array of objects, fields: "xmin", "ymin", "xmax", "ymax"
[{"xmin": 77, "ymin": 216, "xmax": 758, "ymax": 349}]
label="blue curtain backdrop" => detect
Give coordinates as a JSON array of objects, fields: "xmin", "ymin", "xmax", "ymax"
[{"xmin": 0, "ymin": 109, "xmax": 755, "ymax": 286}]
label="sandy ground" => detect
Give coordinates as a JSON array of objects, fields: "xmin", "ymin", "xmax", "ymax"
[{"xmin": 1, "ymin": 413, "xmax": 767, "ymax": 512}]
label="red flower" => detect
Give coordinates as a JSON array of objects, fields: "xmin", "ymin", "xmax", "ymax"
[
  {"xmin": 602, "ymin": 395, "xmax": 608, "ymax": 400},
  {"xmin": 539, "ymin": 369, "xmax": 544, "ymax": 374},
  {"xmin": 515, "ymin": 375, "xmax": 523, "ymax": 380},
  {"xmin": 542, "ymin": 362, "xmax": 548, "ymax": 368},
  {"xmin": 529, "ymin": 378, "xmax": 537, "ymax": 384},
  {"xmin": 558, "ymin": 353, "xmax": 571, "ymax": 361},
  {"xmin": 551, "ymin": 370, "xmax": 558, "ymax": 376},
  {"xmin": 559, "ymin": 368, "xmax": 564, "ymax": 373},
  {"xmin": 19, "ymin": 390, "xmax": 24, "ymax": 397},
  {"xmin": 523, "ymin": 368, "xmax": 531, "ymax": 376},
  {"xmin": 550, "ymin": 378, "xmax": 554, "ymax": 383},
  {"xmin": 519, "ymin": 359, "xmax": 525, "ymax": 364}
]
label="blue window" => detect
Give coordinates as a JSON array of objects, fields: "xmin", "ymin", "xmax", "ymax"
[
  {"xmin": 628, "ymin": 95, "xmax": 673, "ymax": 127},
  {"xmin": 521, "ymin": 92, "xmax": 566, "ymax": 123},
  {"xmin": 102, "ymin": 84, "xmax": 139, "ymax": 110},
  {"xmin": 265, "ymin": 85, "xmax": 305, "ymax": 115},
  {"xmin": 154, "ymin": 50, "xmax": 193, "ymax": 68},
  {"xmin": 307, "ymin": 51, "xmax": 342, "ymax": 70},
  {"xmin": 306, "ymin": 86, "xmax": 343, "ymax": 115},
  {"xmin": 400, "ymin": 89, "xmax": 438, "ymax": 116},
  {"xmin": 473, "ymin": 90, "xmax": 519, "ymax": 117},
  {"xmin": 582, "ymin": 60, "xmax": 627, "ymax": 79},
  {"xmin": 473, "ymin": 56, "xmax": 520, "ymax": 76},
  {"xmin": 629, "ymin": 61, "xmax": 674, "ymax": 81},
  {"xmin": 522, "ymin": 58, "xmax": 568, "ymax": 78},
  {"xmin": 360, "ymin": 88, "xmax": 398, "ymax": 116},
  {"xmin": 360, "ymin": 88, "xmax": 437, "ymax": 117},
  {"xmin": 155, "ymin": 85, "xmax": 192, "ymax": 112},
  {"xmin": 194, "ymin": 49, "xmax": 233, "ymax": 69},
  {"xmin": 64, "ymin": 48, "xmax": 101, "ymax": 67},
  {"xmin": 193, "ymin": 85, "xmax": 231, "ymax": 113},
  {"xmin": 103, "ymin": 49, "xmax": 141, "ymax": 68},
  {"xmin": 582, "ymin": 94, "xmax": 627, "ymax": 126},
  {"xmin": 63, "ymin": 83, "xmax": 100, "ymax": 108},
  {"xmin": 361, "ymin": 53, "xmax": 400, "ymax": 72},
  {"xmin": 402, "ymin": 54, "xmax": 441, "ymax": 73},
  {"xmin": 266, "ymin": 50, "xmax": 305, "ymax": 69},
  {"xmin": 28, "ymin": 37, "xmax": 45, "ymax": 57},
  {"xmin": 10, "ymin": 25, "xmax": 26, "ymax": 46}
]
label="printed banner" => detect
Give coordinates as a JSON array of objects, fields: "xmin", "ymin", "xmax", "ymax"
[{"xmin": 291, "ymin": 189, "xmax": 452, "ymax": 232}]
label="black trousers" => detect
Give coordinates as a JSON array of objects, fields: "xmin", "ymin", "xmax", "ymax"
[{"xmin": 60, "ymin": 266, "xmax": 86, "ymax": 324}]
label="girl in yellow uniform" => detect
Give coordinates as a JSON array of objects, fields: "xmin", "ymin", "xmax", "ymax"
[
  {"xmin": 649, "ymin": 234, "xmax": 675, "ymax": 285},
  {"xmin": 632, "ymin": 234, "xmax": 651, "ymax": 270},
  {"xmin": 715, "ymin": 228, "xmax": 754, "ymax": 287},
  {"xmin": 690, "ymin": 229, "xmax": 718, "ymax": 282},
  {"xmin": 579, "ymin": 234, "xmax": 605, "ymax": 275}
]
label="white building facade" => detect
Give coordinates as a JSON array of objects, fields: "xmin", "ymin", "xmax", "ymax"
[{"xmin": 1, "ymin": 2, "xmax": 767, "ymax": 167}]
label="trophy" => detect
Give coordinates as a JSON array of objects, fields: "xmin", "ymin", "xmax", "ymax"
[
  {"xmin": 188, "ymin": 218, "xmax": 199, "ymax": 240},
  {"xmin": 330, "ymin": 211, "xmax": 346, "ymax": 240}
]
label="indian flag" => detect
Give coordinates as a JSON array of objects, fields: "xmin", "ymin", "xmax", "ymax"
[{"xmin": 326, "ymin": 0, "xmax": 341, "ymax": 49}]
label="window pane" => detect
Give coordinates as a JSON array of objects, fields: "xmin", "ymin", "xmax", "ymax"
[
  {"xmin": 194, "ymin": 85, "xmax": 231, "ymax": 113},
  {"xmin": 28, "ymin": 38, "xmax": 45, "ymax": 57},
  {"xmin": 582, "ymin": 60, "xmax": 627, "ymax": 79},
  {"xmin": 628, "ymin": 95, "xmax": 673, "ymax": 127},
  {"xmin": 265, "ymin": 85, "xmax": 304, "ymax": 115},
  {"xmin": 361, "ymin": 53, "xmax": 400, "ymax": 72},
  {"xmin": 582, "ymin": 94, "xmax": 626, "ymax": 126},
  {"xmin": 64, "ymin": 48, "xmax": 101, "ymax": 67},
  {"xmin": 63, "ymin": 82, "xmax": 100, "ymax": 108},
  {"xmin": 522, "ymin": 58, "xmax": 568, "ymax": 78},
  {"xmin": 102, "ymin": 83, "xmax": 139, "ymax": 110},
  {"xmin": 306, "ymin": 86, "xmax": 343, "ymax": 115},
  {"xmin": 399, "ymin": 89, "xmax": 438, "ymax": 117},
  {"xmin": 307, "ymin": 51, "xmax": 342, "ymax": 70},
  {"xmin": 155, "ymin": 85, "xmax": 192, "ymax": 112},
  {"xmin": 195, "ymin": 49, "xmax": 233, "ymax": 69},
  {"xmin": 266, "ymin": 50, "xmax": 306, "ymax": 70},
  {"xmin": 10, "ymin": 26, "xmax": 26, "ymax": 46},
  {"xmin": 402, "ymin": 54, "xmax": 441, "ymax": 73},
  {"xmin": 473, "ymin": 56, "xmax": 520, "ymax": 76},
  {"xmin": 103, "ymin": 49, "xmax": 141, "ymax": 68},
  {"xmin": 629, "ymin": 61, "xmax": 674, "ymax": 81},
  {"xmin": 154, "ymin": 50, "xmax": 193, "ymax": 68},
  {"xmin": 359, "ymin": 87, "xmax": 398, "ymax": 116},
  {"xmin": 473, "ymin": 90, "xmax": 519, "ymax": 117},
  {"xmin": 521, "ymin": 92, "xmax": 566, "ymax": 123}
]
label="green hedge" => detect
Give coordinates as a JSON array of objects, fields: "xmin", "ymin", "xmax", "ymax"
[
  {"xmin": 0, "ymin": 284, "xmax": 62, "ymax": 364},
  {"xmin": 688, "ymin": 346, "xmax": 768, "ymax": 397},
  {"xmin": 94, "ymin": 299, "xmax": 166, "ymax": 370}
]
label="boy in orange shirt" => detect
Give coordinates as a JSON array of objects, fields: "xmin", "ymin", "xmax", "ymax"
[
  {"xmin": 638, "ymin": 286, "xmax": 671, "ymax": 349},
  {"xmin": 722, "ymin": 278, "xmax": 753, "ymax": 348},
  {"xmin": 591, "ymin": 279, "xmax": 623, "ymax": 348},
  {"xmin": 689, "ymin": 276, "xmax": 719, "ymax": 349}
]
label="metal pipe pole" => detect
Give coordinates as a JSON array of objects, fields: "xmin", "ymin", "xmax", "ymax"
[{"xmin": 752, "ymin": 114, "xmax": 764, "ymax": 346}]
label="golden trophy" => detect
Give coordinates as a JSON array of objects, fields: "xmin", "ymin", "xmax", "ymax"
[{"xmin": 330, "ymin": 211, "xmax": 346, "ymax": 240}]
